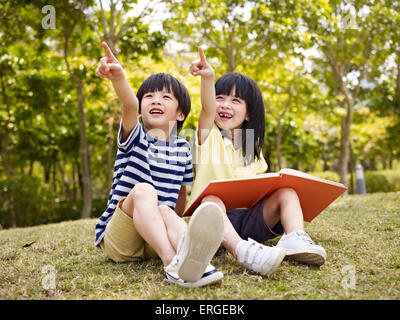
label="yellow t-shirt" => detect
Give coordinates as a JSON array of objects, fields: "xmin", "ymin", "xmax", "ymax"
[{"xmin": 187, "ymin": 124, "xmax": 268, "ymax": 209}]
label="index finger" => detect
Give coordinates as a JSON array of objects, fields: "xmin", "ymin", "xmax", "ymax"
[
  {"xmin": 198, "ymin": 47, "xmax": 207, "ymax": 64},
  {"xmin": 102, "ymin": 41, "xmax": 115, "ymax": 60}
]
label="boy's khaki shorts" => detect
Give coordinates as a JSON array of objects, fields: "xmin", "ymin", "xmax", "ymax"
[{"xmin": 99, "ymin": 198, "xmax": 158, "ymax": 262}]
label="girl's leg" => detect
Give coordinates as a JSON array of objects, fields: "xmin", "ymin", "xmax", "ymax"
[
  {"xmin": 201, "ymin": 194, "xmax": 285, "ymax": 275},
  {"xmin": 262, "ymin": 188, "xmax": 304, "ymax": 234},
  {"xmin": 120, "ymin": 183, "xmax": 176, "ymax": 267},
  {"xmin": 264, "ymin": 188, "xmax": 327, "ymax": 265}
]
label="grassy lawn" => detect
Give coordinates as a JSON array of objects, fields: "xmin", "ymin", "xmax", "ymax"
[{"xmin": 0, "ymin": 192, "xmax": 399, "ymax": 300}]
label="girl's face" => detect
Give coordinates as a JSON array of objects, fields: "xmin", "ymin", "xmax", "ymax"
[
  {"xmin": 214, "ymin": 89, "xmax": 249, "ymax": 131},
  {"xmin": 140, "ymin": 88, "xmax": 184, "ymax": 136}
]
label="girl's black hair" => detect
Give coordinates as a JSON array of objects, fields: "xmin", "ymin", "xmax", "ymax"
[
  {"xmin": 136, "ymin": 73, "xmax": 191, "ymax": 131},
  {"xmin": 215, "ymin": 72, "xmax": 265, "ymax": 164}
]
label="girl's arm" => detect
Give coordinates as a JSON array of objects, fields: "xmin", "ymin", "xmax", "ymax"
[
  {"xmin": 96, "ymin": 42, "xmax": 139, "ymax": 142},
  {"xmin": 190, "ymin": 47, "xmax": 216, "ymax": 145}
]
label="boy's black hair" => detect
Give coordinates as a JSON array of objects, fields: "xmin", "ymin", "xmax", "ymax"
[
  {"xmin": 136, "ymin": 73, "xmax": 191, "ymax": 131},
  {"xmin": 215, "ymin": 72, "xmax": 265, "ymax": 164}
]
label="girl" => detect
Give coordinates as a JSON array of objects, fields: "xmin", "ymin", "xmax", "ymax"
[{"xmin": 188, "ymin": 48, "xmax": 326, "ymax": 276}]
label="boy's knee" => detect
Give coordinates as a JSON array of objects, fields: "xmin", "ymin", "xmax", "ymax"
[
  {"xmin": 158, "ymin": 205, "xmax": 174, "ymax": 218},
  {"xmin": 130, "ymin": 182, "xmax": 157, "ymax": 200}
]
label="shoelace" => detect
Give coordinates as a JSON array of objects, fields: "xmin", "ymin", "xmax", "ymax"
[{"xmin": 296, "ymin": 231, "xmax": 315, "ymax": 246}]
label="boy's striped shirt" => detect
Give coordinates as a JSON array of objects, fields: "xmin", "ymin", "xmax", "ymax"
[{"xmin": 95, "ymin": 121, "xmax": 193, "ymax": 247}]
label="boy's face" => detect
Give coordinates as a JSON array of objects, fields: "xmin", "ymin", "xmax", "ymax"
[{"xmin": 140, "ymin": 87, "xmax": 184, "ymax": 137}]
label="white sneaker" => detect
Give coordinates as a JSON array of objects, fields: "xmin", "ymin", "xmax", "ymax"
[
  {"xmin": 235, "ymin": 238, "xmax": 286, "ymax": 276},
  {"xmin": 174, "ymin": 202, "xmax": 225, "ymax": 282},
  {"xmin": 164, "ymin": 263, "xmax": 223, "ymax": 288},
  {"xmin": 276, "ymin": 229, "xmax": 326, "ymax": 266}
]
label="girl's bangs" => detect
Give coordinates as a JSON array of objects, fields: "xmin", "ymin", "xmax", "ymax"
[{"xmin": 215, "ymin": 73, "xmax": 251, "ymax": 101}]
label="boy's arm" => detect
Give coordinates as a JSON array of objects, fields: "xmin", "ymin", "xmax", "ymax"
[
  {"xmin": 190, "ymin": 47, "xmax": 216, "ymax": 145},
  {"xmin": 96, "ymin": 42, "xmax": 139, "ymax": 142},
  {"xmin": 174, "ymin": 186, "xmax": 187, "ymax": 217}
]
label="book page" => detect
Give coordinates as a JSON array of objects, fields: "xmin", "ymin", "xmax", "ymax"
[
  {"xmin": 209, "ymin": 172, "xmax": 280, "ymax": 183},
  {"xmin": 279, "ymin": 168, "xmax": 343, "ymax": 186}
]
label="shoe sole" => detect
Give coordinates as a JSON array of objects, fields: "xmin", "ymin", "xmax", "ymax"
[
  {"xmin": 165, "ymin": 270, "xmax": 224, "ymax": 288},
  {"xmin": 178, "ymin": 202, "xmax": 224, "ymax": 282},
  {"xmin": 284, "ymin": 247, "xmax": 326, "ymax": 266},
  {"xmin": 183, "ymin": 270, "xmax": 224, "ymax": 288}
]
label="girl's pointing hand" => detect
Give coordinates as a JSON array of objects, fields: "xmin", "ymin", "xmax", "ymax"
[{"xmin": 190, "ymin": 47, "xmax": 214, "ymax": 79}]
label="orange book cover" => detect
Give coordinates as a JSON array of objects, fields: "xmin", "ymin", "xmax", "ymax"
[{"xmin": 183, "ymin": 169, "xmax": 347, "ymax": 222}]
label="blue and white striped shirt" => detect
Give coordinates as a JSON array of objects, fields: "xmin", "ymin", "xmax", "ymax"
[{"xmin": 95, "ymin": 121, "xmax": 193, "ymax": 247}]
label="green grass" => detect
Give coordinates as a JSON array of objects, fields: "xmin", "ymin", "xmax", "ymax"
[{"xmin": 1, "ymin": 192, "xmax": 399, "ymax": 300}]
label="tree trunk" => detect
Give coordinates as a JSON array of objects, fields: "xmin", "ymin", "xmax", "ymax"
[
  {"xmin": 106, "ymin": 107, "xmax": 114, "ymax": 190},
  {"xmin": 338, "ymin": 101, "xmax": 353, "ymax": 187},
  {"xmin": 0, "ymin": 71, "xmax": 15, "ymax": 228},
  {"xmin": 57, "ymin": 159, "xmax": 72, "ymax": 200},
  {"xmin": 349, "ymin": 141, "xmax": 356, "ymax": 194},
  {"xmin": 276, "ymin": 118, "xmax": 283, "ymax": 170},
  {"xmin": 0, "ymin": 72, "xmax": 11, "ymax": 179},
  {"xmin": 77, "ymin": 80, "xmax": 92, "ymax": 219},
  {"xmin": 63, "ymin": 17, "xmax": 93, "ymax": 219},
  {"xmin": 397, "ymin": 52, "xmax": 400, "ymax": 111},
  {"xmin": 104, "ymin": 41, "xmax": 119, "ymax": 191}
]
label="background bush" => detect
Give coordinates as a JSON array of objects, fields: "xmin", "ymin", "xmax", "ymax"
[
  {"xmin": 309, "ymin": 171, "xmax": 341, "ymax": 183},
  {"xmin": 311, "ymin": 170, "xmax": 400, "ymax": 194},
  {"xmin": 0, "ymin": 175, "xmax": 107, "ymax": 229},
  {"xmin": 364, "ymin": 170, "xmax": 400, "ymax": 193}
]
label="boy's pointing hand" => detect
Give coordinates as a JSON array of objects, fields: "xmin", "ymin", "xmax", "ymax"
[
  {"xmin": 96, "ymin": 42, "xmax": 124, "ymax": 81},
  {"xmin": 190, "ymin": 47, "xmax": 214, "ymax": 79}
]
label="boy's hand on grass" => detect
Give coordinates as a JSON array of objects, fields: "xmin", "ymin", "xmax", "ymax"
[
  {"xmin": 96, "ymin": 42, "xmax": 125, "ymax": 82},
  {"xmin": 190, "ymin": 47, "xmax": 214, "ymax": 79}
]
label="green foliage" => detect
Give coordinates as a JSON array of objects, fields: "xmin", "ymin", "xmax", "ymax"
[
  {"xmin": 0, "ymin": 175, "xmax": 56, "ymax": 228},
  {"xmin": 364, "ymin": 170, "xmax": 400, "ymax": 194},
  {"xmin": 364, "ymin": 171, "xmax": 391, "ymax": 193},
  {"xmin": 0, "ymin": 174, "xmax": 107, "ymax": 229},
  {"xmin": 55, "ymin": 198, "xmax": 107, "ymax": 222},
  {"xmin": 309, "ymin": 171, "xmax": 340, "ymax": 183}
]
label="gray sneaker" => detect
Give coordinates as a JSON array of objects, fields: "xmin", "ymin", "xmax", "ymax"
[{"xmin": 277, "ymin": 230, "xmax": 326, "ymax": 266}]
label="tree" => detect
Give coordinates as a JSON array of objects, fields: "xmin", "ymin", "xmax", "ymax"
[
  {"xmin": 48, "ymin": 0, "xmax": 95, "ymax": 219},
  {"xmin": 264, "ymin": 0, "xmax": 384, "ymax": 185},
  {"xmin": 165, "ymin": 0, "xmax": 283, "ymax": 74}
]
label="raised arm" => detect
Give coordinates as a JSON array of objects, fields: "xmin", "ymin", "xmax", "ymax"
[
  {"xmin": 96, "ymin": 42, "xmax": 139, "ymax": 141},
  {"xmin": 189, "ymin": 47, "xmax": 216, "ymax": 145}
]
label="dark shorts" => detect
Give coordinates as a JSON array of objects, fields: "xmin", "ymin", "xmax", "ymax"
[{"xmin": 226, "ymin": 198, "xmax": 284, "ymax": 243}]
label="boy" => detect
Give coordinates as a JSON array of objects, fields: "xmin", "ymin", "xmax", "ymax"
[{"xmin": 94, "ymin": 42, "xmax": 224, "ymax": 287}]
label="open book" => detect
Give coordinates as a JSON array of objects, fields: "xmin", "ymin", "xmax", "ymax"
[{"xmin": 183, "ymin": 169, "xmax": 347, "ymax": 222}]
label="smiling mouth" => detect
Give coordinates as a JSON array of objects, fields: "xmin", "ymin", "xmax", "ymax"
[
  {"xmin": 218, "ymin": 112, "xmax": 233, "ymax": 119},
  {"xmin": 150, "ymin": 108, "xmax": 164, "ymax": 115}
]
